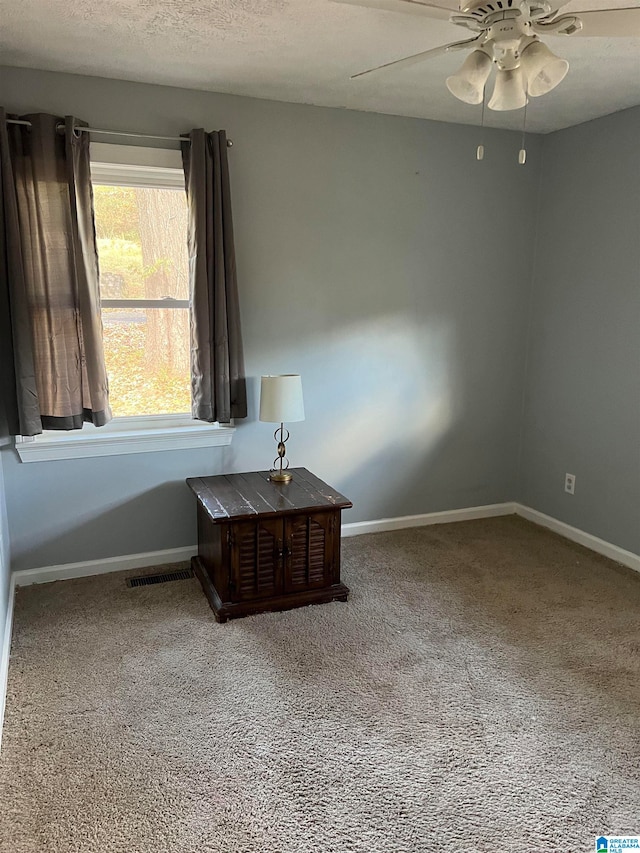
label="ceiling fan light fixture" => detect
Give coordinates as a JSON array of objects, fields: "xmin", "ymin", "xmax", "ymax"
[
  {"xmin": 488, "ymin": 66, "xmax": 528, "ymax": 111},
  {"xmin": 446, "ymin": 49, "xmax": 493, "ymax": 105},
  {"xmin": 521, "ymin": 39, "xmax": 569, "ymax": 97}
]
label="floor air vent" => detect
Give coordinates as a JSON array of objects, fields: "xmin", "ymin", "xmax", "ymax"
[{"xmin": 127, "ymin": 568, "xmax": 194, "ymax": 588}]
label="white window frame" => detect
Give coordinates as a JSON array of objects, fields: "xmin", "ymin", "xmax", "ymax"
[{"xmin": 16, "ymin": 144, "xmax": 234, "ymax": 463}]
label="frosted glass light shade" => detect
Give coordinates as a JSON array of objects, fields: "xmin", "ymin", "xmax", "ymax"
[
  {"xmin": 488, "ymin": 67, "xmax": 528, "ymax": 111},
  {"xmin": 446, "ymin": 50, "xmax": 493, "ymax": 105},
  {"xmin": 521, "ymin": 40, "xmax": 569, "ymax": 97},
  {"xmin": 259, "ymin": 375, "xmax": 305, "ymax": 423}
]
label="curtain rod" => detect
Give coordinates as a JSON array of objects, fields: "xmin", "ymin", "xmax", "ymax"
[{"xmin": 5, "ymin": 118, "xmax": 233, "ymax": 147}]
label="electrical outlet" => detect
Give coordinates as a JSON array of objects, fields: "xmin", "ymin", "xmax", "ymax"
[{"xmin": 565, "ymin": 473, "xmax": 576, "ymax": 495}]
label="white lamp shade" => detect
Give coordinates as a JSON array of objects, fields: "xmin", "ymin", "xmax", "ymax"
[
  {"xmin": 259, "ymin": 375, "xmax": 305, "ymax": 423},
  {"xmin": 521, "ymin": 40, "xmax": 569, "ymax": 97},
  {"xmin": 488, "ymin": 67, "xmax": 528, "ymax": 111},
  {"xmin": 446, "ymin": 50, "xmax": 493, "ymax": 105}
]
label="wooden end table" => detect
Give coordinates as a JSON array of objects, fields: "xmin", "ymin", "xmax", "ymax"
[{"xmin": 187, "ymin": 468, "xmax": 352, "ymax": 622}]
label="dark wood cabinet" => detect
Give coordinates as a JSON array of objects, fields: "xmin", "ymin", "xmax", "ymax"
[{"xmin": 187, "ymin": 469, "xmax": 352, "ymax": 622}]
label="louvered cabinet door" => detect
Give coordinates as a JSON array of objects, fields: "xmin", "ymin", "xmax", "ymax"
[
  {"xmin": 230, "ymin": 519, "xmax": 283, "ymax": 601},
  {"xmin": 284, "ymin": 512, "xmax": 336, "ymax": 592}
]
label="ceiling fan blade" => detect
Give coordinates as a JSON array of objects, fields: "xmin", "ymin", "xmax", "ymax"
[
  {"xmin": 564, "ymin": 7, "xmax": 640, "ymax": 37},
  {"xmin": 333, "ymin": 0, "xmax": 457, "ymax": 22},
  {"xmin": 351, "ymin": 38, "xmax": 478, "ymax": 78}
]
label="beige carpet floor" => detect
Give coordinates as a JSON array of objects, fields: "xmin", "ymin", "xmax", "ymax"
[{"xmin": 1, "ymin": 516, "xmax": 639, "ymax": 852}]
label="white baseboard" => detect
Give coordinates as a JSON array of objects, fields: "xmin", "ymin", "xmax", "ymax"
[
  {"xmin": 342, "ymin": 502, "xmax": 640, "ymax": 574},
  {"xmin": 0, "ymin": 573, "xmax": 16, "ymax": 753},
  {"xmin": 14, "ymin": 507, "xmax": 517, "ymax": 585},
  {"xmin": 13, "ymin": 545, "xmax": 197, "ymax": 588},
  {"xmin": 513, "ymin": 504, "xmax": 640, "ymax": 574},
  {"xmin": 15, "ymin": 503, "xmax": 636, "ymax": 584},
  {"xmin": 341, "ymin": 502, "xmax": 517, "ymax": 537}
]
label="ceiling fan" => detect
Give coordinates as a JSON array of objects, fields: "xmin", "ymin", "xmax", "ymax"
[{"xmin": 335, "ymin": 0, "xmax": 640, "ymax": 111}]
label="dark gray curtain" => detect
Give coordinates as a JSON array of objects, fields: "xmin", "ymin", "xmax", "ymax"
[
  {"xmin": 0, "ymin": 110, "xmax": 111, "ymax": 435},
  {"xmin": 181, "ymin": 128, "xmax": 247, "ymax": 423}
]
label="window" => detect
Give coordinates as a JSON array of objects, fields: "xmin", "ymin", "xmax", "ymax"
[
  {"xmin": 15, "ymin": 145, "xmax": 233, "ymax": 462},
  {"xmin": 92, "ymin": 165, "xmax": 190, "ymax": 418}
]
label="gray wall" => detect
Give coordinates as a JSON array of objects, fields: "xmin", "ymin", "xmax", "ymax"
[
  {"xmin": 519, "ymin": 107, "xmax": 640, "ymax": 555},
  {"xmin": 0, "ymin": 66, "xmax": 540, "ymax": 571}
]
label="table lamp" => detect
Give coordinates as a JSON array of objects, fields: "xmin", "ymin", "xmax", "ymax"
[{"xmin": 259, "ymin": 374, "xmax": 305, "ymax": 483}]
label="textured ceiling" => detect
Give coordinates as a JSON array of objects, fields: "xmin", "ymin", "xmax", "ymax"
[{"xmin": 0, "ymin": 0, "xmax": 639, "ymax": 133}]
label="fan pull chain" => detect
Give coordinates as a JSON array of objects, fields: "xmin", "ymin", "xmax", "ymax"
[
  {"xmin": 519, "ymin": 96, "xmax": 528, "ymax": 165},
  {"xmin": 477, "ymin": 86, "xmax": 486, "ymax": 161}
]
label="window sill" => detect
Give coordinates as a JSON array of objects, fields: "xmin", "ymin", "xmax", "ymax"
[{"xmin": 15, "ymin": 417, "xmax": 235, "ymax": 463}]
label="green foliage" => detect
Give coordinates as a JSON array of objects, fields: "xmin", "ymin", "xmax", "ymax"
[
  {"xmin": 93, "ymin": 185, "xmax": 139, "ymax": 241},
  {"xmin": 97, "ymin": 238, "xmax": 145, "ymax": 299}
]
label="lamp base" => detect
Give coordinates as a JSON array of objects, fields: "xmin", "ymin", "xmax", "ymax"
[{"xmin": 269, "ymin": 470, "xmax": 293, "ymax": 483}]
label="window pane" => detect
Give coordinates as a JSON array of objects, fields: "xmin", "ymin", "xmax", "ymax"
[
  {"xmin": 93, "ymin": 181, "xmax": 191, "ymax": 418},
  {"xmin": 93, "ymin": 185, "xmax": 189, "ymax": 300},
  {"xmin": 102, "ymin": 307, "xmax": 191, "ymax": 417}
]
